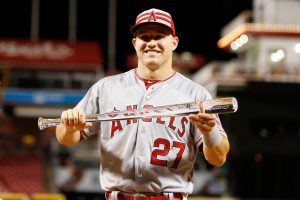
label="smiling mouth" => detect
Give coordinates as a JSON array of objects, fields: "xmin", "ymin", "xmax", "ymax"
[{"xmin": 145, "ymin": 50, "xmax": 160, "ymax": 54}]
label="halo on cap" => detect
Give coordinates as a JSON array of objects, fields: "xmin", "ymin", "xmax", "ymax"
[{"xmin": 130, "ymin": 8, "xmax": 176, "ymax": 36}]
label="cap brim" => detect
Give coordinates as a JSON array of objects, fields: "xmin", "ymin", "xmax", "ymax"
[{"xmin": 130, "ymin": 22, "xmax": 174, "ymax": 35}]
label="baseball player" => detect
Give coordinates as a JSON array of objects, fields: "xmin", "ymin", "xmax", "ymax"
[{"xmin": 56, "ymin": 8, "xmax": 230, "ymax": 200}]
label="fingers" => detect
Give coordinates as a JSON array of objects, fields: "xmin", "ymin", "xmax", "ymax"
[
  {"xmin": 189, "ymin": 112, "xmax": 216, "ymax": 135},
  {"xmin": 61, "ymin": 108, "xmax": 86, "ymax": 127},
  {"xmin": 78, "ymin": 108, "xmax": 86, "ymax": 124},
  {"xmin": 189, "ymin": 114, "xmax": 216, "ymax": 126},
  {"xmin": 190, "ymin": 112, "xmax": 215, "ymax": 122}
]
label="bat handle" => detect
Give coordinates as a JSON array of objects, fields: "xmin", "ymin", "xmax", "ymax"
[
  {"xmin": 38, "ymin": 115, "xmax": 98, "ymax": 130},
  {"xmin": 38, "ymin": 117, "xmax": 62, "ymax": 130}
]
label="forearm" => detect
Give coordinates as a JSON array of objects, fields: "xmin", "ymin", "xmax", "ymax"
[
  {"xmin": 203, "ymin": 134, "xmax": 229, "ymax": 167},
  {"xmin": 56, "ymin": 125, "xmax": 81, "ymax": 147}
]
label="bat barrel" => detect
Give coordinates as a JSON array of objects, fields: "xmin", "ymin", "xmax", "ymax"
[{"xmin": 204, "ymin": 97, "xmax": 238, "ymax": 114}]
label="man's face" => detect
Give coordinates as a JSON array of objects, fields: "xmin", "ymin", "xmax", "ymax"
[{"xmin": 132, "ymin": 24, "xmax": 179, "ymax": 70}]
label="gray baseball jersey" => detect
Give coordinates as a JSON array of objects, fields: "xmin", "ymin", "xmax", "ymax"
[{"xmin": 76, "ymin": 69, "xmax": 226, "ymax": 196}]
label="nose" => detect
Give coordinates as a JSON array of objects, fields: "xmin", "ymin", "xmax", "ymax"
[{"xmin": 147, "ymin": 39, "xmax": 157, "ymax": 47}]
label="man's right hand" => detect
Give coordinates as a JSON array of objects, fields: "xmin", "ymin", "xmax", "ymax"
[
  {"xmin": 56, "ymin": 108, "xmax": 92, "ymax": 146},
  {"xmin": 61, "ymin": 107, "xmax": 93, "ymax": 131}
]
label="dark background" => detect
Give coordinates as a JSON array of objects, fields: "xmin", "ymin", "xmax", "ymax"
[
  {"xmin": 4, "ymin": 1, "xmax": 300, "ymax": 199},
  {"xmin": 0, "ymin": 0, "xmax": 253, "ymax": 72}
]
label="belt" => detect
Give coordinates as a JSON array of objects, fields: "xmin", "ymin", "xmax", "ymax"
[{"xmin": 106, "ymin": 191, "xmax": 182, "ymax": 200}]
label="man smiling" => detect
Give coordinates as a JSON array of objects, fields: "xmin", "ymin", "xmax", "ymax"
[{"xmin": 55, "ymin": 8, "xmax": 230, "ymax": 200}]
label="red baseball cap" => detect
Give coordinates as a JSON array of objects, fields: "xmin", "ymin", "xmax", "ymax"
[{"xmin": 130, "ymin": 8, "xmax": 176, "ymax": 36}]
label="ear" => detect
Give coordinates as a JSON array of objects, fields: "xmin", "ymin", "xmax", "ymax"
[
  {"xmin": 172, "ymin": 36, "xmax": 179, "ymax": 51},
  {"xmin": 132, "ymin": 38, "xmax": 136, "ymax": 47}
]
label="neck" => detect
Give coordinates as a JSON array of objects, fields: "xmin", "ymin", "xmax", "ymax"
[{"xmin": 136, "ymin": 64, "xmax": 175, "ymax": 80}]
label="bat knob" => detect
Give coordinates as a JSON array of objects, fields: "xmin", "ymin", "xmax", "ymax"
[{"xmin": 38, "ymin": 117, "xmax": 45, "ymax": 130}]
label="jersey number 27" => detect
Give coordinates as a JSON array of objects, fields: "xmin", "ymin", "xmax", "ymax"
[{"xmin": 150, "ymin": 138, "xmax": 185, "ymax": 169}]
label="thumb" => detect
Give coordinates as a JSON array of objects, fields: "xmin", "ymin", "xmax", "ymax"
[
  {"xmin": 84, "ymin": 122, "xmax": 93, "ymax": 128},
  {"xmin": 197, "ymin": 100, "xmax": 205, "ymax": 113}
]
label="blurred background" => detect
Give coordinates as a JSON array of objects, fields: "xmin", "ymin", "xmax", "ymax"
[{"xmin": 1, "ymin": 0, "xmax": 300, "ymax": 199}]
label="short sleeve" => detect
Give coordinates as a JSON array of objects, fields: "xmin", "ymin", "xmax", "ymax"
[{"xmin": 75, "ymin": 82, "xmax": 101, "ymax": 137}]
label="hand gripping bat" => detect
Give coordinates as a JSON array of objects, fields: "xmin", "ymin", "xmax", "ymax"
[{"xmin": 38, "ymin": 97, "xmax": 238, "ymax": 130}]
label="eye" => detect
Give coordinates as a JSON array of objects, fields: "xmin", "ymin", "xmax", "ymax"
[
  {"xmin": 140, "ymin": 36, "xmax": 150, "ymax": 42},
  {"xmin": 140, "ymin": 35, "xmax": 164, "ymax": 42},
  {"xmin": 153, "ymin": 35, "xmax": 164, "ymax": 40}
]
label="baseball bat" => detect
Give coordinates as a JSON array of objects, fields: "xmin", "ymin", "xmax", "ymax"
[{"xmin": 38, "ymin": 97, "xmax": 238, "ymax": 130}]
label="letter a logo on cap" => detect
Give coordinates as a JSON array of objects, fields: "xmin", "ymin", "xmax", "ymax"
[
  {"xmin": 130, "ymin": 8, "xmax": 176, "ymax": 36},
  {"xmin": 148, "ymin": 10, "xmax": 156, "ymax": 22}
]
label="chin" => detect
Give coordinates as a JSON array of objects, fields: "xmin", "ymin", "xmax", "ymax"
[{"xmin": 146, "ymin": 63, "xmax": 160, "ymax": 71}]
